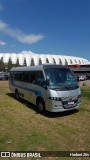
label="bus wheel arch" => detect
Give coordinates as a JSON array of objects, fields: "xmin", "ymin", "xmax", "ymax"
[
  {"xmin": 36, "ymin": 97, "xmax": 46, "ymax": 113},
  {"xmin": 15, "ymin": 89, "xmax": 19, "ymax": 100}
]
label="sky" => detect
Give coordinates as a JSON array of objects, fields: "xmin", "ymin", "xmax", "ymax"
[{"xmin": 0, "ymin": 0, "xmax": 90, "ymax": 60}]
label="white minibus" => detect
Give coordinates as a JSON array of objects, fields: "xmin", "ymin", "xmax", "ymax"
[{"xmin": 9, "ymin": 64, "xmax": 82, "ymax": 113}]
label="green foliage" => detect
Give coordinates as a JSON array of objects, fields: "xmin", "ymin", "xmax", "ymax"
[
  {"xmin": 0, "ymin": 60, "xmax": 22, "ymax": 72},
  {"xmin": 0, "ymin": 59, "xmax": 6, "ymax": 71}
]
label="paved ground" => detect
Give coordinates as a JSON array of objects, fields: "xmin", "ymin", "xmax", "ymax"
[{"xmin": 79, "ymin": 80, "xmax": 90, "ymax": 86}]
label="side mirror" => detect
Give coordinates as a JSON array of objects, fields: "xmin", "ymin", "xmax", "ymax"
[
  {"xmin": 76, "ymin": 76, "xmax": 79, "ymax": 82},
  {"xmin": 46, "ymin": 77, "xmax": 50, "ymax": 86}
]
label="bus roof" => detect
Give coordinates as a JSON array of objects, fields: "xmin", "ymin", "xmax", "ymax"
[{"xmin": 10, "ymin": 64, "xmax": 67, "ymax": 72}]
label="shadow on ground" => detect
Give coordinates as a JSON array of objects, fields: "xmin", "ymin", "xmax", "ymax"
[{"xmin": 6, "ymin": 93, "xmax": 79, "ymax": 118}]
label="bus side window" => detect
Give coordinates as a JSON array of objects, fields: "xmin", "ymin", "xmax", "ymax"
[
  {"xmin": 37, "ymin": 71, "xmax": 44, "ymax": 78},
  {"xmin": 23, "ymin": 71, "xmax": 30, "ymax": 82},
  {"xmin": 14, "ymin": 72, "xmax": 18, "ymax": 80},
  {"xmin": 30, "ymin": 71, "xmax": 36, "ymax": 83},
  {"xmin": 33, "ymin": 71, "xmax": 46, "ymax": 88},
  {"xmin": 18, "ymin": 72, "xmax": 23, "ymax": 81},
  {"xmin": 10, "ymin": 71, "xmax": 14, "ymax": 80}
]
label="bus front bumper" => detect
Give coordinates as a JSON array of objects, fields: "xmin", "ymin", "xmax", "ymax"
[{"xmin": 45, "ymin": 98, "xmax": 81, "ymax": 112}]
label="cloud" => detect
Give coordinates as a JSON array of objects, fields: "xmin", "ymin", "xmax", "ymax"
[
  {"xmin": 0, "ymin": 40, "xmax": 6, "ymax": 45},
  {"xmin": 0, "ymin": 20, "xmax": 44, "ymax": 44},
  {"xmin": 0, "ymin": 3, "xmax": 4, "ymax": 11}
]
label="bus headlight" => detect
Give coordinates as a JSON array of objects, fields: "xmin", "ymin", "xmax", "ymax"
[{"xmin": 78, "ymin": 94, "xmax": 82, "ymax": 102}]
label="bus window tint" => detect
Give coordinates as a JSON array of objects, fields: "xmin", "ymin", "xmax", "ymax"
[
  {"xmin": 18, "ymin": 72, "xmax": 23, "ymax": 81},
  {"xmin": 32, "ymin": 71, "xmax": 46, "ymax": 88},
  {"xmin": 14, "ymin": 72, "xmax": 18, "ymax": 81},
  {"xmin": 23, "ymin": 72, "xmax": 30, "ymax": 82},
  {"xmin": 45, "ymin": 68, "xmax": 77, "ymax": 87},
  {"xmin": 30, "ymin": 72, "xmax": 36, "ymax": 83}
]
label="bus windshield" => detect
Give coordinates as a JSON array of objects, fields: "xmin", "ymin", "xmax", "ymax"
[{"xmin": 45, "ymin": 68, "xmax": 78, "ymax": 90}]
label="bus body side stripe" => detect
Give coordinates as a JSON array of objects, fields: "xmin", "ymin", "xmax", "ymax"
[{"xmin": 12, "ymin": 82, "xmax": 42, "ymax": 97}]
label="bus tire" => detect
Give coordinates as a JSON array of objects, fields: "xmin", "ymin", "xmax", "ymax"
[
  {"xmin": 37, "ymin": 99, "xmax": 45, "ymax": 113},
  {"xmin": 15, "ymin": 90, "xmax": 19, "ymax": 100}
]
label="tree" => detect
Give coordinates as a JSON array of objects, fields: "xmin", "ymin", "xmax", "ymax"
[{"xmin": 0, "ymin": 59, "xmax": 5, "ymax": 71}]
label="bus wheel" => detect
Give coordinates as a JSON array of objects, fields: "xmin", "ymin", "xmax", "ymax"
[
  {"xmin": 37, "ymin": 100, "xmax": 45, "ymax": 113},
  {"xmin": 15, "ymin": 90, "xmax": 19, "ymax": 100}
]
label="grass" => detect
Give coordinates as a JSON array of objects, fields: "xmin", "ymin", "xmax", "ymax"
[
  {"xmin": 80, "ymin": 86, "xmax": 90, "ymax": 105},
  {"xmin": 0, "ymin": 81, "xmax": 90, "ymax": 160},
  {"xmin": 80, "ymin": 86, "xmax": 90, "ymax": 91}
]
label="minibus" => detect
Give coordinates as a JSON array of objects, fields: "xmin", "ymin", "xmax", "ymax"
[{"xmin": 9, "ymin": 64, "xmax": 82, "ymax": 113}]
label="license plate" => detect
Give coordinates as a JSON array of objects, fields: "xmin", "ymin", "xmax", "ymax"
[{"xmin": 68, "ymin": 101, "xmax": 74, "ymax": 105}]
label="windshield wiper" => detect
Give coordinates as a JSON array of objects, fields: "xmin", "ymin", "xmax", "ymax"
[{"xmin": 65, "ymin": 85, "xmax": 79, "ymax": 90}]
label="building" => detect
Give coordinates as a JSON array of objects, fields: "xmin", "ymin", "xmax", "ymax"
[
  {"xmin": 0, "ymin": 51, "xmax": 90, "ymax": 79},
  {"xmin": 0, "ymin": 51, "xmax": 90, "ymax": 66}
]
